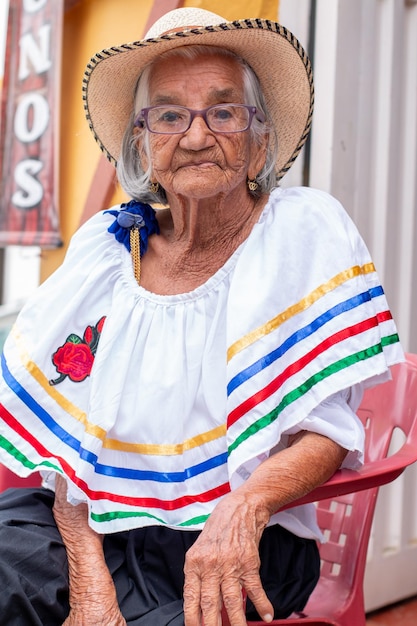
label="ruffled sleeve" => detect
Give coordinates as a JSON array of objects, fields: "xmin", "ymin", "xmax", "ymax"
[
  {"xmin": 0, "ymin": 209, "xmax": 125, "ymax": 499},
  {"xmin": 225, "ymin": 187, "xmax": 404, "ymax": 492}
]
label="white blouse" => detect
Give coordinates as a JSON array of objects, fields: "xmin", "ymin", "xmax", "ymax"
[{"xmin": 0, "ymin": 186, "xmax": 403, "ymax": 539}]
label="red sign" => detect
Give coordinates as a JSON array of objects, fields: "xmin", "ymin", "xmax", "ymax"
[{"xmin": 0, "ymin": 0, "xmax": 63, "ymax": 247}]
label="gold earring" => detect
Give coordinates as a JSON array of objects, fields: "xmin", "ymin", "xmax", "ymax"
[
  {"xmin": 149, "ymin": 181, "xmax": 159, "ymax": 193},
  {"xmin": 247, "ymin": 178, "xmax": 259, "ymax": 192}
]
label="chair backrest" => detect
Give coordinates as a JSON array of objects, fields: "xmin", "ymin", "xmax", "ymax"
[
  {"xmin": 245, "ymin": 354, "xmax": 417, "ymax": 626},
  {"xmin": 360, "ymin": 354, "xmax": 417, "ymax": 465}
]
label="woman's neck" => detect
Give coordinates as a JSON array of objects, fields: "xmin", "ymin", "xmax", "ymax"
[
  {"xmin": 139, "ymin": 190, "xmax": 268, "ymax": 295},
  {"xmin": 161, "ymin": 188, "xmax": 266, "ymax": 251}
]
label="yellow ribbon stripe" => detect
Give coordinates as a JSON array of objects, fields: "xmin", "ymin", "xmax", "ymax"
[{"xmin": 227, "ymin": 263, "xmax": 376, "ymax": 362}]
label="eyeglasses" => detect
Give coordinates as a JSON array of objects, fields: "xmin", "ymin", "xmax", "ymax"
[{"xmin": 134, "ymin": 104, "xmax": 265, "ymax": 134}]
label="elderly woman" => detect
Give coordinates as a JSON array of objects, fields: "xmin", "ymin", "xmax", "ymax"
[{"xmin": 0, "ymin": 7, "xmax": 403, "ymax": 626}]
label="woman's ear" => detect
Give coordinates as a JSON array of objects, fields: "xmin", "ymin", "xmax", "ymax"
[
  {"xmin": 134, "ymin": 126, "xmax": 149, "ymax": 172},
  {"xmin": 248, "ymin": 132, "xmax": 269, "ymax": 181}
]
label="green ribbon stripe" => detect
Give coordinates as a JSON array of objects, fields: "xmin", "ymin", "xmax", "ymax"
[
  {"xmin": 0, "ymin": 434, "xmax": 60, "ymax": 473},
  {"xmin": 90, "ymin": 509, "xmax": 209, "ymax": 527},
  {"xmin": 228, "ymin": 335, "xmax": 400, "ymax": 455}
]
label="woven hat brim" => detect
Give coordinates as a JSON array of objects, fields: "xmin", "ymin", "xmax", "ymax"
[{"xmin": 82, "ymin": 19, "xmax": 314, "ymax": 181}]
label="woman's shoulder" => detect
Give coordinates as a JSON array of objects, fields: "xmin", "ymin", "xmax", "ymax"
[
  {"xmin": 254, "ymin": 186, "xmax": 368, "ymax": 270},
  {"xmin": 62, "ymin": 206, "xmax": 123, "ymax": 264},
  {"xmin": 70, "ymin": 206, "xmax": 119, "ymax": 245},
  {"xmin": 267, "ymin": 186, "xmax": 356, "ymax": 235},
  {"xmin": 269, "ymin": 185, "xmax": 345, "ymax": 214},
  {"xmin": 32, "ymin": 206, "xmax": 126, "ymax": 298}
]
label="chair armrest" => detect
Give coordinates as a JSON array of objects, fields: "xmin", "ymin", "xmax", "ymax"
[{"xmin": 279, "ymin": 441, "xmax": 417, "ymax": 511}]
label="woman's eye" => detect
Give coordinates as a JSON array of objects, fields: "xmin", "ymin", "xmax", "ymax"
[
  {"xmin": 160, "ymin": 110, "xmax": 183, "ymax": 123},
  {"xmin": 161, "ymin": 112, "xmax": 178, "ymax": 123},
  {"xmin": 212, "ymin": 107, "xmax": 233, "ymax": 121}
]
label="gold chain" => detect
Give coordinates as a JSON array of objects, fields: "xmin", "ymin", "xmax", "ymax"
[{"xmin": 130, "ymin": 227, "xmax": 141, "ymax": 285}]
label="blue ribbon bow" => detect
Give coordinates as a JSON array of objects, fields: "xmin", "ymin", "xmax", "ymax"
[{"xmin": 105, "ymin": 200, "xmax": 160, "ymax": 256}]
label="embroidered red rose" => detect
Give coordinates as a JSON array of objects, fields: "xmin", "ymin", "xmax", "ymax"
[
  {"xmin": 49, "ymin": 316, "xmax": 106, "ymax": 386},
  {"xmin": 52, "ymin": 343, "xmax": 94, "ymax": 382}
]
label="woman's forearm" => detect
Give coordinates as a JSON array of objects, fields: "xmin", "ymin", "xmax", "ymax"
[
  {"xmin": 239, "ymin": 430, "xmax": 348, "ymax": 518},
  {"xmin": 55, "ymin": 503, "xmax": 113, "ymax": 606},
  {"xmin": 52, "ymin": 475, "xmax": 125, "ymax": 624}
]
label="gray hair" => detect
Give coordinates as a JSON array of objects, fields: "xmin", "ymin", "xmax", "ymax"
[{"xmin": 117, "ymin": 45, "xmax": 278, "ymax": 204}]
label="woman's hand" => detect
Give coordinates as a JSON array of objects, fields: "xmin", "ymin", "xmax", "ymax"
[
  {"xmin": 53, "ymin": 475, "xmax": 127, "ymax": 626},
  {"xmin": 183, "ymin": 431, "xmax": 347, "ymax": 625},
  {"xmin": 183, "ymin": 490, "xmax": 274, "ymax": 626}
]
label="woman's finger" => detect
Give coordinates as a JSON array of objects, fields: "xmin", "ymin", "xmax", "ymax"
[
  {"xmin": 220, "ymin": 580, "xmax": 247, "ymax": 626},
  {"xmin": 199, "ymin": 576, "xmax": 223, "ymax": 626},
  {"xmin": 243, "ymin": 573, "xmax": 274, "ymax": 623},
  {"xmin": 183, "ymin": 568, "xmax": 203, "ymax": 626}
]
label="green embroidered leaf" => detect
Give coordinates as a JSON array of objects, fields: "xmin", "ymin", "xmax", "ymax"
[{"xmin": 66, "ymin": 333, "xmax": 83, "ymax": 344}]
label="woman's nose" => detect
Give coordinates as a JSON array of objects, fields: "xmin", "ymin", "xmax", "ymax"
[{"xmin": 179, "ymin": 115, "xmax": 216, "ymax": 149}]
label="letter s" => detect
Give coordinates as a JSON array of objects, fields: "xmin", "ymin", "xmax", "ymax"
[{"xmin": 12, "ymin": 159, "xmax": 44, "ymax": 209}]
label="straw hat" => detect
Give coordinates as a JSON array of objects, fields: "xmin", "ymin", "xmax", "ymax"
[{"xmin": 82, "ymin": 7, "xmax": 314, "ymax": 181}]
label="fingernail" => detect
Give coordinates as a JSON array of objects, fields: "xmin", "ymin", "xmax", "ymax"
[{"xmin": 263, "ymin": 614, "xmax": 273, "ymax": 623}]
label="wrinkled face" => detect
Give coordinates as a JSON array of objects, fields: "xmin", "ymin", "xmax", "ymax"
[{"xmin": 136, "ymin": 52, "xmax": 267, "ymax": 201}]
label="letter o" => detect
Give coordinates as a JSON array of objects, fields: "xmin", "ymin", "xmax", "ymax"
[{"xmin": 14, "ymin": 93, "xmax": 49, "ymax": 143}]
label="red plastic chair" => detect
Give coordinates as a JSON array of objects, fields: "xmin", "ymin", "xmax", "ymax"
[
  {"xmin": 223, "ymin": 353, "xmax": 417, "ymax": 626},
  {"xmin": 0, "ymin": 465, "xmax": 41, "ymax": 492}
]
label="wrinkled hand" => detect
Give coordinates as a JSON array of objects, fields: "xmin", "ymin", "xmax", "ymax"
[
  {"xmin": 62, "ymin": 602, "xmax": 127, "ymax": 626},
  {"xmin": 183, "ymin": 491, "xmax": 274, "ymax": 626},
  {"xmin": 61, "ymin": 571, "xmax": 127, "ymax": 626}
]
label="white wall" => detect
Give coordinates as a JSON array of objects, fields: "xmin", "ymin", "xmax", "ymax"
[
  {"xmin": 312, "ymin": 0, "xmax": 417, "ymax": 353},
  {"xmin": 0, "ymin": 0, "xmax": 41, "ymax": 310}
]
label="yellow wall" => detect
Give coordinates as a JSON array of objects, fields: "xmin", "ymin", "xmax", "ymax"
[
  {"xmin": 40, "ymin": 0, "xmax": 279, "ymax": 280},
  {"xmin": 41, "ymin": 0, "xmax": 155, "ymax": 279},
  {"xmin": 183, "ymin": 0, "xmax": 278, "ymax": 21}
]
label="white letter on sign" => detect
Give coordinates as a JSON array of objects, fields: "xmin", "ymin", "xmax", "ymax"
[
  {"xmin": 18, "ymin": 23, "xmax": 52, "ymax": 80},
  {"xmin": 23, "ymin": 0, "xmax": 48, "ymax": 13},
  {"xmin": 12, "ymin": 159, "xmax": 44, "ymax": 209},
  {"xmin": 14, "ymin": 93, "xmax": 50, "ymax": 143}
]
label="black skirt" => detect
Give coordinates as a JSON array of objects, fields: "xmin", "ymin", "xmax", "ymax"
[{"xmin": 0, "ymin": 487, "xmax": 320, "ymax": 625}]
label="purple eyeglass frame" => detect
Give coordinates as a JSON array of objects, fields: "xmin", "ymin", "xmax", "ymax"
[{"xmin": 134, "ymin": 104, "xmax": 265, "ymax": 134}]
